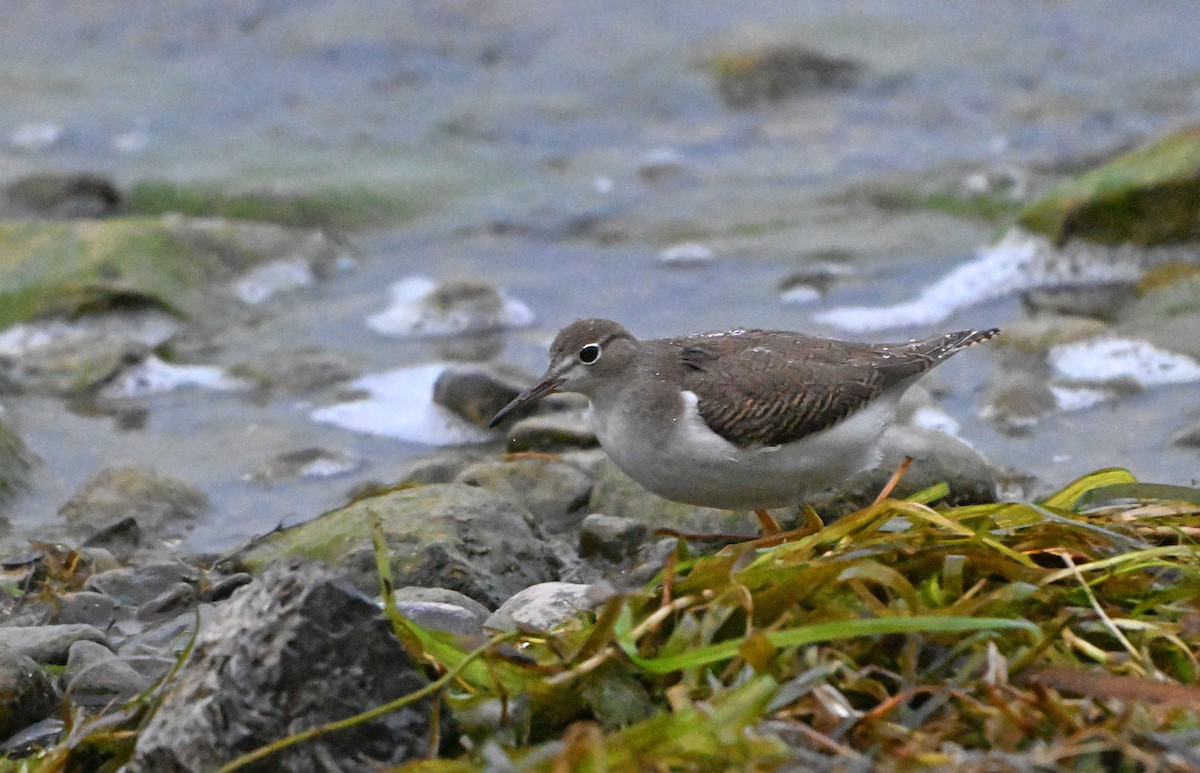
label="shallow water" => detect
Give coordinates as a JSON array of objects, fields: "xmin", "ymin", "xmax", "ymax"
[{"xmin": 3, "ymin": 1, "xmax": 1200, "ymax": 551}]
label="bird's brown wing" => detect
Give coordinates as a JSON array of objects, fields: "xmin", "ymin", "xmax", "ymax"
[{"xmin": 675, "ymin": 331, "xmax": 971, "ymax": 448}]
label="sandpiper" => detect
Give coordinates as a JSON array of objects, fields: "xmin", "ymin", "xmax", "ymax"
[{"xmin": 490, "ymin": 319, "xmax": 997, "ymax": 534}]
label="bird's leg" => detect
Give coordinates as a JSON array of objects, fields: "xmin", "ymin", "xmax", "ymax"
[
  {"xmin": 747, "ymin": 504, "xmax": 824, "ymax": 548},
  {"xmin": 755, "ymin": 510, "xmax": 781, "ymax": 536},
  {"xmin": 871, "ymin": 456, "xmax": 914, "ymax": 506}
]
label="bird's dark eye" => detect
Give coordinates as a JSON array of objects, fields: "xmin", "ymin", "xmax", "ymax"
[{"xmin": 579, "ymin": 343, "xmax": 602, "ymax": 365}]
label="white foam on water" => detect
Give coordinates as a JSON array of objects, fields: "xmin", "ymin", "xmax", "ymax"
[
  {"xmin": 815, "ymin": 229, "xmax": 1143, "ymax": 332},
  {"xmin": 1049, "ymin": 337, "xmax": 1200, "ymax": 386},
  {"xmin": 1049, "ymin": 385, "xmax": 1112, "ymax": 411},
  {"xmin": 233, "ymin": 259, "xmax": 316, "ymax": 305},
  {"xmin": 311, "ymin": 364, "xmax": 494, "ymax": 446},
  {"xmin": 657, "ymin": 242, "xmax": 714, "ymax": 265},
  {"xmin": 101, "ymin": 356, "xmax": 250, "ymax": 398},
  {"xmin": 366, "ymin": 276, "xmax": 534, "ymax": 338},
  {"xmin": 10, "ymin": 122, "xmax": 63, "ymax": 150},
  {"xmin": 779, "ymin": 285, "xmax": 821, "ymax": 306}
]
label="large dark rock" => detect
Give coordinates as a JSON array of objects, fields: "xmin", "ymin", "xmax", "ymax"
[
  {"xmin": 231, "ymin": 483, "xmax": 561, "ymax": 607},
  {"xmin": 0, "ymin": 643, "xmax": 57, "ymax": 740},
  {"xmin": 129, "ymin": 560, "xmax": 445, "ymax": 772}
]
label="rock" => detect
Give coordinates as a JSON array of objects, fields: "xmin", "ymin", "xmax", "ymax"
[
  {"xmin": 231, "ymin": 483, "xmax": 561, "ymax": 608},
  {"xmin": 484, "ymin": 582, "xmax": 611, "ymax": 634},
  {"xmin": 84, "ymin": 562, "xmax": 203, "ymax": 607},
  {"xmin": 64, "ymin": 640, "xmax": 151, "ymax": 708},
  {"xmin": 506, "ymin": 411, "xmax": 598, "ymax": 453},
  {"xmin": 1020, "ymin": 282, "xmax": 1136, "ymax": 321},
  {"xmin": 433, "ymin": 361, "xmax": 536, "ymax": 428},
  {"xmin": 709, "ymin": 44, "xmax": 863, "ymax": 108},
  {"xmin": 202, "ymin": 572, "xmax": 252, "ymax": 603},
  {"xmin": 229, "ymin": 347, "xmax": 359, "ymax": 393},
  {"xmin": 0, "ymin": 416, "xmax": 32, "ymax": 510},
  {"xmin": 455, "ymin": 457, "xmax": 593, "ymax": 532},
  {"xmin": 367, "ymin": 277, "xmax": 533, "ymax": 338},
  {"xmin": 589, "ymin": 459, "xmax": 765, "ymax": 539},
  {"xmin": 806, "ymin": 424, "xmax": 1011, "ymax": 519},
  {"xmin": 1116, "ymin": 273, "xmax": 1200, "ymax": 360},
  {"xmin": 135, "ymin": 582, "xmax": 198, "ymax": 621},
  {"xmin": 991, "ymin": 315, "xmax": 1110, "ymax": 355},
  {"xmin": 53, "ymin": 591, "xmax": 121, "ymax": 628},
  {"xmin": 81, "ymin": 516, "xmax": 142, "ymax": 563},
  {"xmin": 59, "ymin": 466, "xmax": 208, "ymax": 537},
  {"xmin": 1019, "ymin": 125, "xmax": 1200, "ymax": 246},
  {"xmin": 391, "ymin": 585, "xmax": 495, "ymax": 642},
  {"xmin": 2, "ymin": 172, "xmax": 121, "ymax": 219},
  {"xmin": 0, "ymin": 215, "xmax": 348, "ymax": 329},
  {"xmin": 128, "ymin": 560, "xmax": 446, "ymax": 772},
  {"xmin": 579, "ymin": 513, "xmax": 650, "ymax": 562},
  {"xmin": 394, "ymin": 586, "xmax": 493, "ymax": 617},
  {"xmin": 392, "ymin": 448, "xmax": 491, "ymax": 487},
  {"xmin": 0, "ymin": 644, "xmax": 57, "ymax": 739},
  {"xmin": 1172, "ymin": 419, "xmax": 1200, "ymax": 448},
  {"xmin": 0, "ymin": 624, "xmax": 109, "ymax": 664},
  {"xmin": 116, "ymin": 603, "xmax": 217, "ymax": 657},
  {"xmin": 0, "ymin": 311, "xmax": 180, "ymax": 396},
  {"xmin": 249, "ymin": 447, "xmax": 364, "ymax": 484},
  {"xmin": 981, "ymin": 372, "xmax": 1060, "ymax": 434},
  {"xmin": 0, "ymin": 717, "xmax": 64, "ymax": 757}
]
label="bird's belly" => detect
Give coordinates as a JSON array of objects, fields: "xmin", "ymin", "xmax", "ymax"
[{"xmin": 594, "ymin": 395, "xmax": 898, "ymax": 511}]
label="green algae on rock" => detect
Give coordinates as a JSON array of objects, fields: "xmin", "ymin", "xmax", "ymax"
[
  {"xmin": 0, "ymin": 215, "xmax": 345, "ymax": 329},
  {"xmin": 230, "ymin": 483, "xmax": 561, "ymax": 607},
  {"xmin": 1019, "ymin": 125, "xmax": 1200, "ymax": 246}
]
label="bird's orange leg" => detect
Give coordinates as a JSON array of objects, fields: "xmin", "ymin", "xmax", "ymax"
[
  {"xmin": 755, "ymin": 509, "xmax": 781, "ymax": 536},
  {"xmin": 871, "ymin": 456, "xmax": 913, "ymax": 506}
]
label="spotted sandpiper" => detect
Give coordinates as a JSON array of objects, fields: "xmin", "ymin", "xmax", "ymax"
[{"xmin": 490, "ymin": 319, "xmax": 998, "ymax": 535}]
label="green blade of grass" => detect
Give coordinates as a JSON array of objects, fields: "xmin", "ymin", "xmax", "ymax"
[{"xmin": 616, "ymin": 611, "xmax": 1038, "ymax": 675}]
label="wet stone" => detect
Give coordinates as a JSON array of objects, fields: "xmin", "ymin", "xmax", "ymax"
[
  {"xmin": 64, "ymin": 639, "xmax": 152, "ymax": 708},
  {"xmin": 433, "ymin": 361, "xmax": 536, "ymax": 428},
  {"xmin": 202, "ymin": 572, "xmax": 252, "ymax": 603},
  {"xmin": 0, "ymin": 624, "xmax": 109, "ymax": 665},
  {"xmin": 1172, "ymin": 419, "xmax": 1200, "ymax": 448},
  {"xmin": 993, "ymin": 314, "xmax": 1111, "ymax": 355},
  {"xmin": 506, "ymin": 411, "xmax": 598, "ymax": 453},
  {"xmin": 249, "ymin": 447, "xmax": 364, "ymax": 484},
  {"xmin": 579, "ymin": 513, "xmax": 650, "ymax": 562},
  {"xmin": 0, "ymin": 644, "xmax": 57, "ymax": 740},
  {"xmin": 455, "ymin": 457, "xmax": 593, "ymax": 532},
  {"xmin": 392, "ymin": 447, "xmax": 491, "ymax": 487},
  {"xmin": 129, "ymin": 560, "xmax": 448, "ymax": 772},
  {"xmin": 1020, "ymin": 282, "xmax": 1136, "ymax": 321},
  {"xmin": 135, "ymin": 582, "xmax": 198, "ymax": 621},
  {"xmin": 393, "ymin": 586, "xmax": 494, "ymax": 617},
  {"xmin": 484, "ymin": 581, "xmax": 612, "ymax": 635},
  {"xmin": 229, "ymin": 347, "xmax": 359, "ymax": 394},
  {"xmin": 710, "ymin": 44, "xmax": 863, "ymax": 109},
  {"xmin": 59, "ymin": 466, "xmax": 208, "ymax": 537},
  {"xmin": 232, "ymin": 483, "xmax": 561, "ymax": 608},
  {"xmin": 53, "ymin": 591, "xmax": 121, "ymax": 628},
  {"xmin": 84, "ymin": 562, "xmax": 202, "ymax": 607},
  {"xmin": 2, "ymin": 172, "xmax": 121, "ymax": 219},
  {"xmin": 0, "ymin": 717, "xmax": 64, "ymax": 757},
  {"xmin": 983, "ymin": 372, "xmax": 1060, "ymax": 434},
  {"xmin": 81, "ymin": 516, "xmax": 142, "ymax": 563}
]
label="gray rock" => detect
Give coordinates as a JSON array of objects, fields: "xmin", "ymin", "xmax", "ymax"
[
  {"xmin": 992, "ymin": 314, "xmax": 1110, "ymax": 355},
  {"xmin": 2, "ymin": 172, "xmax": 121, "ymax": 219},
  {"xmin": 506, "ymin": 411, "xmax": 598, "ymax": 453},
  {"xmin": 393, "ymin": 586, "xmax": 493, "ymax": 617},
  {"xmin": 433, "ymin": 361, "xmax": 536, "ymax": 428},
  {"xmin": 1172, "ymin": 418, "xmax": 1200, "ymax": 448},
  {"xmin": 455, "ymin": 457, "xmax": 593, "ymax": 532},
  {"xmin": 0, "ymin": 417, "xmax": 32, "ymax": 510},
  {"xmin": 0, "ymin": 624, "xmax": 109, "ymax": 665},
  {"xmin": 394, "ymin": 600, "xmax": 487, "ymax": 640},
  {"xmin": 202, "ymin": 572, "xmax": 252, "ymax": 603},
  {"xmin": 630, "ymin": 538, "xmax": 682, "ymax": 585},
  {"xmin": 53, "ymin": 591, "xmax": 121, "ymax": 628},
  {"xmin": 983, "ymin": 371, "xmax": 1059, "ymax": 434},
  {"xmin": 484, "ymin": 581, "xmax": 612, "ymax": 634},
  {"xmin": 0, "ymin": 644, "xmax": 57, "ymax": 739},
  {"xmin": 579, "ymin": 513, "xmax": 649, "ymax": 562},
  {"xmin": 85, "ymin": 562, "xmax": 202, "ymax": 608},
  {"xmin": 249, "ymin": 447, "xmax": 364, "ymax": 484},
  {"xmin": 129, "ymin": 560, "xmax": 445, "ymax": 772},
  {"xmin": 116, "ymin": 603, "xmax": 217, "ymax": 657},
  {"xmin": 1020, "ymin": 281, "xmax": 1136, "ymax": 321},
  {"xmin": 232, "ymin": 483, "xmax": 561, "ymax": 608},
  {"xmin": 229, "ymin": 347, "xmax": 359, "ymax": 393},
  {"xmin": 81, "ymin": 516, "xmax": 142, "ymax": 562},
  {"xmin": 392, "ymin": 448, "xmax": 490, "ymax": 487},
  {"xmin": 65, "ymin": 639, "xmax": 152, "ymax": 707},
  {"xmin": 135, "ymin": 582, "xmax": 198, "ymax": 621},
  {"xmin": 59, "ymin": 466, "xmax": 208, "ymax": 536},
  {"xmin": 0, "ymin": 717, "xmax": 65, "ymax": 757}
]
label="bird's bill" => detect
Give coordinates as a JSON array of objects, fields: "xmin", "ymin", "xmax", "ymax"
[{"xmin": 488, "ymin": 375, "xmax": 561, "ymax": 427}]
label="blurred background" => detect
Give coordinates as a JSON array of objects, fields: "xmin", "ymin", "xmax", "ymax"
[{"xmin": 1, "ymin": 0, "xmax": 1199, "ymax": 553}]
